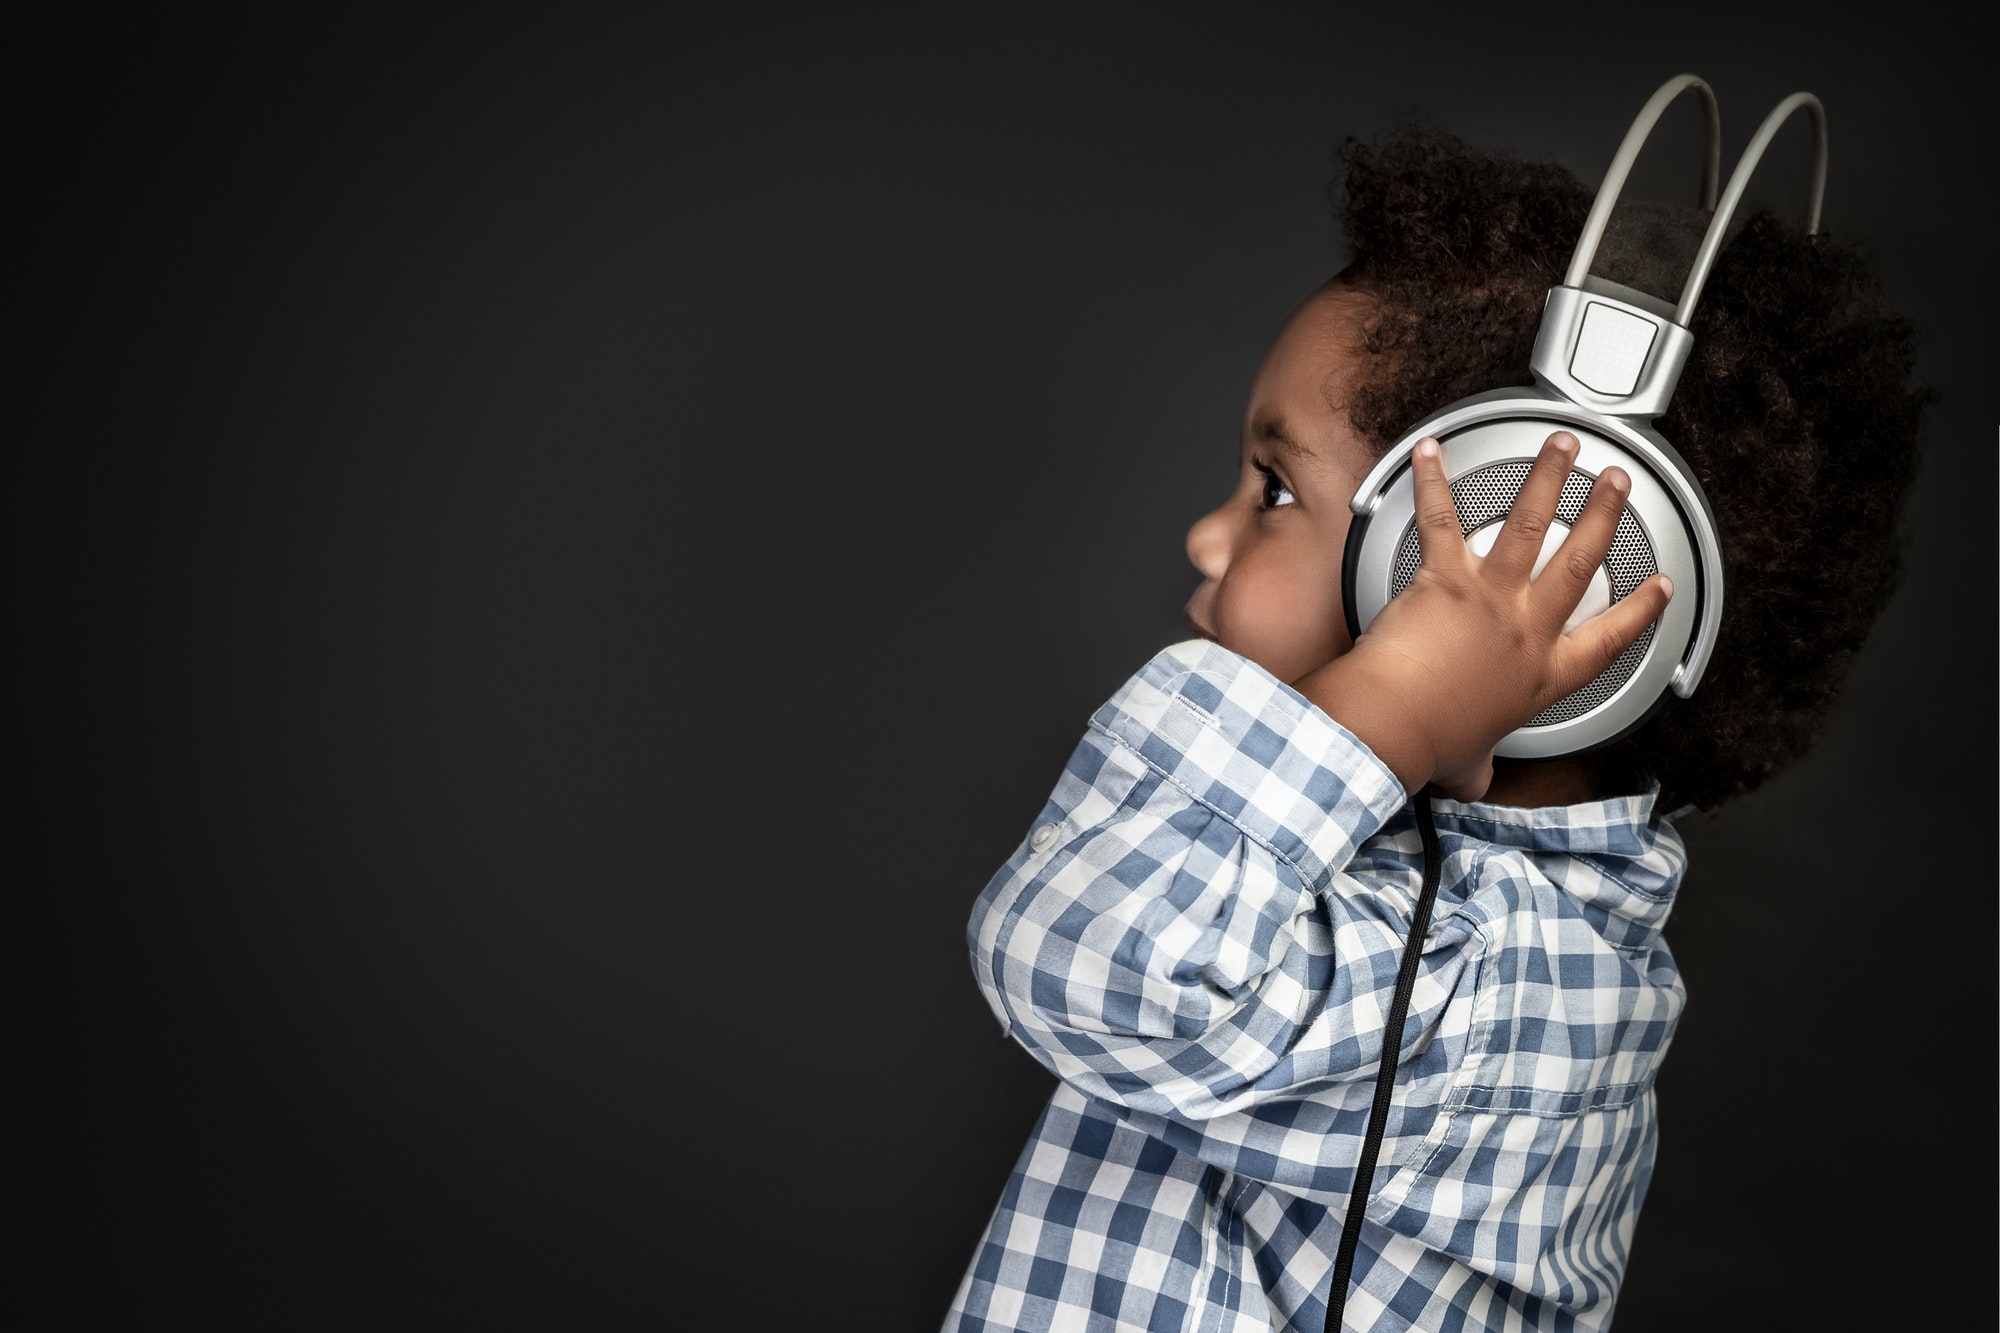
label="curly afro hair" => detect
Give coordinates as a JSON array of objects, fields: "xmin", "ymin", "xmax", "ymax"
[{"xmin": 1326, "ymin": 120, "xmax": 1933, "ymax": 815}]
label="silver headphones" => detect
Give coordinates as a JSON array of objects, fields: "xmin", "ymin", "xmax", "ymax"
[{"xmin": 1339, "ymin": 74, "xmax": 1827, "ymax": 759}]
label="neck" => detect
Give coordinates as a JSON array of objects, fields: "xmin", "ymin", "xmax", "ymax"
[{"xmin": 1476, "ymin": 754, "xmax": 1605, "ymax": 809}]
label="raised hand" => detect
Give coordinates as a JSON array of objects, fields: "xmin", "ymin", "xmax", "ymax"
[{"xmin": 1298, "ymin": 430, "xmax": 1674, "ymax": 801}]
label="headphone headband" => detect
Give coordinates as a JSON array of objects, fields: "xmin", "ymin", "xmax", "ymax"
[
  {"xmin": 1529, "ymin": 77, "xmax": 1828, "ymax": 421},
  {"xmin": 1562, "ymin": 73, "xmax": 1721, "ymax": 293},
  {"xmin": 1675, "ymin": 92, "xmax": 1826, "ymax": 325}
]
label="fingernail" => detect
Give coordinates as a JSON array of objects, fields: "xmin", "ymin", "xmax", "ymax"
[
  {"xmin": 1554, "ymin": 433, "xmax": 1577, "ymax": 454},
  {"xmin": 1660, "ymin": 575, "xmax": 1674, "ymax": 596},
  {"xmin": 1416, "ymin": 438, "xmax": 1438, "ymax": 459},
  {"xmin": 1607, "ymin": 467, "xmax": 1629, "ymax": 493}
]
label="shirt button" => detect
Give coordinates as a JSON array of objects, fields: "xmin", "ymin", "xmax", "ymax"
[{"xmin": 1030, "ymin": 822, "xmax": 1060, "ymax": 852}]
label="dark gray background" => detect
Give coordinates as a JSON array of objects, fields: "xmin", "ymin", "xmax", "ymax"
[{"xmin": 8, "ymin": 3, "xmax": 1994, "ymax": 1330}]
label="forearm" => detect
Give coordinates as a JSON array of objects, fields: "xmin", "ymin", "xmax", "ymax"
[{"xmin": 1290, "ymin": 654, "xmax": 1439, "ymax": 797}]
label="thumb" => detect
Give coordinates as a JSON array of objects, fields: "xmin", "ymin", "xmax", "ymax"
[{"xmin": 1432, "ymin": 755, "xmax": 1495, "ymax": 805}]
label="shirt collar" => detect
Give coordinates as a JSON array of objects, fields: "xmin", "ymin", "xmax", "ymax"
[{"xmin": 1426, "ymin": 782, "xmax": 1688, "ymax": 926}]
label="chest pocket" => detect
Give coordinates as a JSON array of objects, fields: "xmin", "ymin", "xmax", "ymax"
[
  {"xmin": 1358, "ymin": 909, "xmax": 1680, "ymax": 1297},
  {"xmin": 1447, "ymin": 907, "xmax": 1683, "ymax": 1119}
]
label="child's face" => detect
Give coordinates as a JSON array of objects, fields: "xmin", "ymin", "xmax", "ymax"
[{"xmin": 1183, "ymin": 283, "xmax": 1380, "ymax": 684}]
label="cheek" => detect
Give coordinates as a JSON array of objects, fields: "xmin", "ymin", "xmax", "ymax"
[{"xmin": 1214, "ymin": 538, "xmax": 1352, "ymax": 673}]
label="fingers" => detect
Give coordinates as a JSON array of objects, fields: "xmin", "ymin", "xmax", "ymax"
[
  {"xmin": 1483, "ymin": 431, "xmax": 1580, "ymax": 584},
  {"xmin": 1409, "ymin": 437, "xmax": 1469, "ymax": 573},
  {"xmin": 1530, "ymin": 463, "xmax": 1630, "ymax": 636},
  {"xmin": 1553, "ymin": 573, "xmax": 1674, "ymax": 696}
]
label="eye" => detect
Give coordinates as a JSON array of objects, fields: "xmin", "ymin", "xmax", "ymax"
[{"xmin": 1251, "ymin": 458, "xmax": 1296, "ymax": 510}]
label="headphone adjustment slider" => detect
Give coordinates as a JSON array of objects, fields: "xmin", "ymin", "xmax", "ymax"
[{"xmin": 1529, "ymin": 282, "xmax": 1694, "ymax": 421}]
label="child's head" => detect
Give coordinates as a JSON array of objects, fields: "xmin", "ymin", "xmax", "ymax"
[{"xmin": 1185, "ymin": 120, "xmax": 1931, "ymax": 815}]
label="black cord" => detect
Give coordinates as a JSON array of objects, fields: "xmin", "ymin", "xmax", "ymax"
[{"xmin": 1324, "ymin": 784, "xmax": 1443, "ymax": 1332}]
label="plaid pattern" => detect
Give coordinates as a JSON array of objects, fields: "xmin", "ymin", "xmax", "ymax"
[{"xmin": 947, "ymin": 641, "xmax": 1687, "ymax": 1332}]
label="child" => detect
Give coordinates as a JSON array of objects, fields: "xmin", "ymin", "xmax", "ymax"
[{"xmin": 940, "ymin": 114, "xmax": 1929, "ymax": 1332}]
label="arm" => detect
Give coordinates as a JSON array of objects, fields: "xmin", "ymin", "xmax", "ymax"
[{"xmin": 968, "ymin": 639, "xmax": 1418, "ymax": 1120}]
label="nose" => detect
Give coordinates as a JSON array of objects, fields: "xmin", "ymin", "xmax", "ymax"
[{"xmin": 1186, "ymin": 504, "xmax": 1231, "ymax": 581}]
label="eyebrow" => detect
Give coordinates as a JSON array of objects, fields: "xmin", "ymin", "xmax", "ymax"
[{"xmin": 1249, "ymin": 415, "xmax": 1323, "ymax": 472}]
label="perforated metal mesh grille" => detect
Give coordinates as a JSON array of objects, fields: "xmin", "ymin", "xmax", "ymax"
[{"xmin": 1389, "ymin": 460, "xmax": 1658, "ymax": 727}]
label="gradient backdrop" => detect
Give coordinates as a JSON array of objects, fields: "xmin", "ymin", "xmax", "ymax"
[{"xmin": 9, "ymin": 4, "xmax": 1995, "ymax": 1330}]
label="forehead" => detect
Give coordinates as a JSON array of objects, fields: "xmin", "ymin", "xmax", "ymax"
[{"xmin": 1245, "ymin": 285, "xmax": 1378, "ymax": 479}]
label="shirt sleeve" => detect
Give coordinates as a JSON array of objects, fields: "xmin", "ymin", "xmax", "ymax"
[{"xmin": 967, "ymin": 639, "xmax": 1419, "ymax": 1122}]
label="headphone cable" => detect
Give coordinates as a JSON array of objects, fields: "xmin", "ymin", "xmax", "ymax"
[{"xmin": 1324, "ymin": 782, "xmax": 1442, "ymax": 1331}]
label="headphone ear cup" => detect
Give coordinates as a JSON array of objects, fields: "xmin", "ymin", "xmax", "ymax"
[{"xmin": 1342, "ymin": 406, "xmax": 1713, "ymax": 760}]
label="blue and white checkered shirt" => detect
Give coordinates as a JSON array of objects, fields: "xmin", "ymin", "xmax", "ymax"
[{"xmin": 945, "ymin": 641, "xmax": 1687, "ymax": 1332}]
